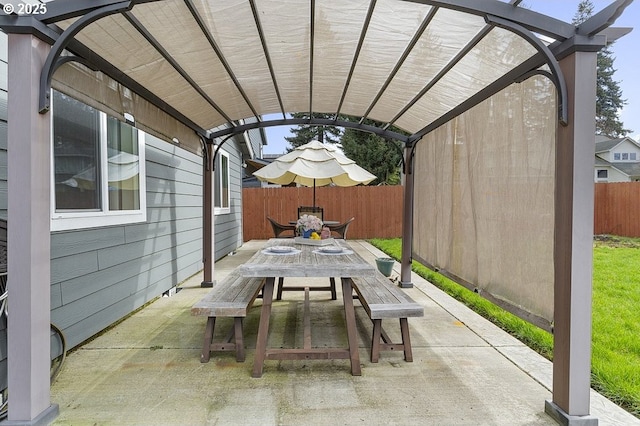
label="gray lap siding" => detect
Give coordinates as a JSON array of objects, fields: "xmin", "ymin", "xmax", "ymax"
[{"xmin": 49, "ymin": 136, "xmax": 204, "ymax": 350}]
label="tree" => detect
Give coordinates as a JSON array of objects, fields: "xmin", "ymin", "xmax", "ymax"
[
  {"xmin": 340, "ymin": 129, "xmax": 402, "ymax": 186},
  {"xmin": 573, "ymin": 0, "xmax": 631, "ymax": 137},
  {"xmin": 284, "ymin": 112, "xmax": 342, "ymax": 150},
  {"xmin": 284, "ymin": 113, "xmax": 404, "ymax": 184}
]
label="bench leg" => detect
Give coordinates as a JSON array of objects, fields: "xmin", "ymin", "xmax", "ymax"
[
  {"xmin": 233, "ymin": 317, "xmax": 245, "ymax": 362},
  {"xmin": 371, "ymin": 319, "xmax": 382, "ymax": 363},
  {"xmin": 201, "ymin": 316, "xmax": 216, "ymax": 363},
  {"xmin": 329, "ymin": 277, "xmax": 337, "ymax": 300},
  {"xmin": 276, "ymin": 277, "xmax": 284, "ymax": 300},
  {"xmin": 399, "ymin": 318, "xmax": 413, "ymax": 362}
]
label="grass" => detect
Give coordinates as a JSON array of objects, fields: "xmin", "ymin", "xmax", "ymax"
[{"xmin": 369, "ymin": 237, "xmax": 640, "ymax": 418}]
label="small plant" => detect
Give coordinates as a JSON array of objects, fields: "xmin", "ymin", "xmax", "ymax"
[{"xmin": 296, "ymin": 214, "xmax": 323, "ymax": 234}]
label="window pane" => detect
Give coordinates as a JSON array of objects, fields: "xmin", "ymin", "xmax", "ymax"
[
  {"xmin": 53, "ymin": 91, "xmax": 101, "ymax": 210},
  {"xmin": 221, "ymin": 155, "xmax": 229, "ymax": 208},
  {"xmin": 597, "ymin": 169, "xmax": 608, "ymax": 178},
  {"xmin": 107, "ymin": 117, "xmax": 140, "ymax": 211},
  {"xmin": 214, "ymin": 153, "xmax": 230, "ymax": 210},
  {"xmin": 614, "ymin": 153, "xmax": 621, "ymax": 160},
  {"xmin": 214, "ymin": 155, "xmax": 221, "ymax": 208}
]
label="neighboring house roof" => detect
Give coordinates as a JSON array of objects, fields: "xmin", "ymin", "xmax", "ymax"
[
  {"xmin": 610, "ymin": 162, "xmax": 640, "ymax": 179},
  {"xmin": 594, "ymin": 157, "xmax": 610, "ymax": 166},
  {"xmin": 595, "ymin": 138, "xmax": 625, "ymax": 153}
]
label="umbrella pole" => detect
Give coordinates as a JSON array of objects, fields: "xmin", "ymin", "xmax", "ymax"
[{"xmin": 313, "ymin": 179, "xmax": 316, "ymax": 209}]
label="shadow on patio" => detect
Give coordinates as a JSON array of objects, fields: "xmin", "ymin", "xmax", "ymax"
[{"xmin": 50, "ymin": 241, "xmax": 637, "ymax": 425}]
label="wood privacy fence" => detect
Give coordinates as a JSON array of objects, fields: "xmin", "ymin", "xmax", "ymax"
[
  {"xmin": 243, "ymin": 182, "xmax": 640, "ymax": 241},
  {"xmin": 242, "ymin": 186, "xmax": 404, "ymax": 241},
  {"xmin": 594, "ymin": 182, "xmax": 640, "ymax": 237}
]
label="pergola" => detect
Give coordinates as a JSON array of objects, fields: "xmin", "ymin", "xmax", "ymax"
[{"xmin": 0, "ymin": 0, "xmax": 633, "ymax": 424}]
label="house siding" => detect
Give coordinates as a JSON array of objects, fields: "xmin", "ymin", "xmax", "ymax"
[
  {"xmin": 0, "ymin": 30, "xmax": 246, "ymax": 390},
  {"xmin": 215, "ymin": 138, "xmax": 244, "ymax": 259},
  {"xmin": 50, "ymin": 134, "xmax": 204, "ymax": 349},
  {"xmin": 595, "ymin": 137, "xmax": 640, "ymax": 182}
]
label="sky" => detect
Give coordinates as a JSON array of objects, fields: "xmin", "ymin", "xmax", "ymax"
[{"xmin": 263, "ymin": 0, "xmax": 640, "ymax": 154}]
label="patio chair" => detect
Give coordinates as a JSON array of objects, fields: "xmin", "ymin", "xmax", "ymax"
[
  {"xmin": 327, "ymin": 217, "xmax": 355, "ymax": 239},
  {"xmin": 298, "ymin": 206, "xmax": 323, "ymax": 221},
  {"xmin": 267, "ymin": 216, "xmax": 296, "ymax": 238}
]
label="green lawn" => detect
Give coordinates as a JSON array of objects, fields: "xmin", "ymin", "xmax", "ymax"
[{"xmin": 369, "ymin": 237, "xmax": 640, "ymax": 418}]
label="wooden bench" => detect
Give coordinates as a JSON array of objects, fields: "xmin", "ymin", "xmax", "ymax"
[
  {"xmin": 350, "ymin": 272, "xmax": 424, "ymax": 362},
  {"xmin": 191, "ymin": 273, "xmax": 265, "ymax": 363}
]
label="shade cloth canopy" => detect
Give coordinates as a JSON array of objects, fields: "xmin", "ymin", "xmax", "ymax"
[
  {"xmin": 253, "ymin": 140, "xmax": 376, "ymax": 187},
  {"xmin": 2, "ymin": 0, "xmax": 628, "ymax": 152}
]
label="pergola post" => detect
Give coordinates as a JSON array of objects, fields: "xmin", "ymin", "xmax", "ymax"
[
  {"xmin": 6, "ymin": 34, "xmax": 59, "ymax": 424},
  {"xmin": 202, "ymin": 144, "xmax": 215, "ymax": 288},
  {"xmin": 400, "ymin": 144, "xmax": 414, "ymax": 288},
  {"xmin": 545, "ymin": 50, "xmax": 598, "ymax": 425}
]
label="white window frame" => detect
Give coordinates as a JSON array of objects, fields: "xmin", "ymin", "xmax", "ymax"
[
  {"xmin": 50, "ymin": 94, "xmax": 147, "ymax": 231},
  {"xmin": 596, "ymin": 169, "xmax": 608, "ymax": 181},
  {"xmin": 214, "ymin": 148, "xmax": 231, "ymax": 215}
]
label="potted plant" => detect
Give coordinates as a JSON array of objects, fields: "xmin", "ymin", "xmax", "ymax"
[
  {"xmin": 296, "ymin": 214, "xmax": 323, "ymax": 238},
  {"xmin": 375, "ymin": 257, "xmax": 395, "ymax": 277}
]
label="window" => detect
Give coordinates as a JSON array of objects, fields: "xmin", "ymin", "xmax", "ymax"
[
  {"xmin": 214, "ymin": 149, "xmax": 230, "ymax": 214},
  {"xmin": 597, "ymin": 169, "xmax": 608, "ymax": 180},
  {"xmin": 614, "ymin": 153, "xmax": 621, "ymax": 160},
  {"xmin": 631, "ymin": 153, "xmax": 637, "ymax": 161},
  {"xmin": 622, "ymin": 153, "xmax": 629, "ymax": 160},
  {"xmin": 51, "ymin": 91, "xmax": 146, "ymax": 231}
]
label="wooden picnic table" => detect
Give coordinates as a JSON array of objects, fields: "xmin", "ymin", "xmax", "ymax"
[{"xmin": 237, "ymin": 238, "xmax": 376, "ymax": 377}]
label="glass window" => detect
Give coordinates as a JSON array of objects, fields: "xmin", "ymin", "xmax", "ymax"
[
  {"xmin": 597, "ymin": 169, "xmax": 608, "ymax": 179},
  {"xmin": 614, "ymin": 153, "xmax": 621, "ymax": 160},
  {"xmin": 51, "ymin": 91, "xmax": 146, "ymax": 231},
  {"xmin": 107, "ymin": 117, "xmax": 140, "ymax": 211},
  {"xmin": 214, "ymin": 150, "xmax": 230, "ymax": 214},
  {"xmin": 52, "ymin": 92, "xmax": 101, "ymax": 210},
  {"xmin": 622, "ymin": 153, "xmax": 629, "ymax": 160},
  {"xmin": 631, "ymin": 153, "xmax": 637, "ymax": 161}
]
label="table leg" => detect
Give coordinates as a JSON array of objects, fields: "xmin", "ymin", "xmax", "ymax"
[
  {"xmin": 252, "ymin": 276, "xmax": 275, "ymax": 378},
  {"xmin": 341, "ymin": 277, "xmax": 361, "ymax": 376}
]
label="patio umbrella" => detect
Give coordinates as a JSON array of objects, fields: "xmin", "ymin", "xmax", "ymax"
[{"xmin": 253, "ymin": 140, "xmax": 376, "ymax": 207}]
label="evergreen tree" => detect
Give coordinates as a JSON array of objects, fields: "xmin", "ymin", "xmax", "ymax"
[
  {"xmin": 284, "ymin": 112, "xmax": 342, "ymax": 150},
  {"xmin": 573, "ymin": 0, "xmax": 630, "ymax": 137},
  {"xmin": 340, "ymin": 129, "xmax": 402, "ymax": 186}
]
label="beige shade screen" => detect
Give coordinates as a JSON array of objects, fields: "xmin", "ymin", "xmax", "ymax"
[
  {"xmin": 52, "ymin": 62, "xmax": 202, "ymax": 155},
  {"xmin": 412, "ymin": 75, "xmax": 557, "ymax": 328}
]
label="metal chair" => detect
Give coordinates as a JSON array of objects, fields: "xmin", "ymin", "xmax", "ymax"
[
  {"xmin": 267, "ymin": 216, "xmax": 296, "ymax": 238},
  {"xmin": 327, "ymin": 217, "xmax": 355, "ymax": 239}
]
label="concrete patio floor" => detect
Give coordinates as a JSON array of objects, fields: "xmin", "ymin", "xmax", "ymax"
[{"xmin": 50, "ymin": 240, "xmax": 639, "ymax": 425}]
